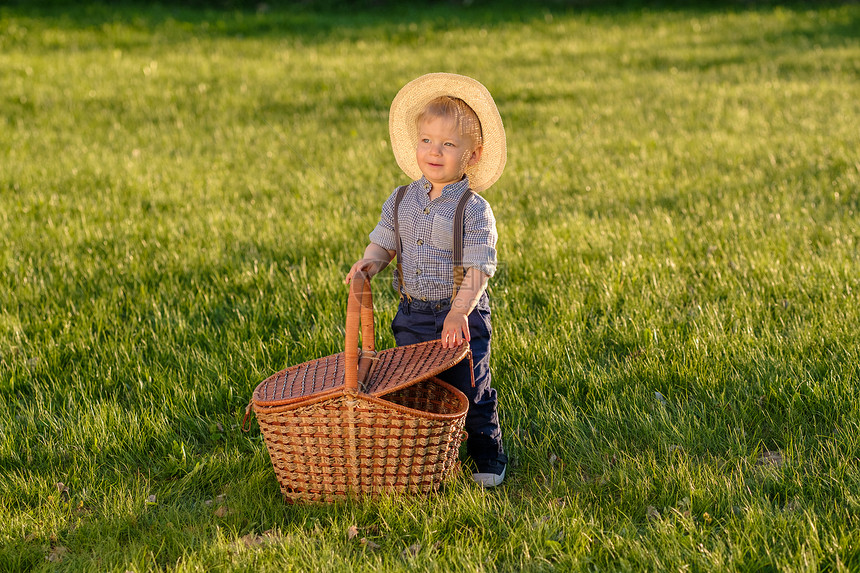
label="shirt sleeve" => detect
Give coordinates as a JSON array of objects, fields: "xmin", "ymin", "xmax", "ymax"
[
  {"xmin": 368, "ymin": 188, "xmax": 399, "ymax": 252},
  {"xmin": 462, "ymin": 196, "xmax": 498, "ymax": 277}
]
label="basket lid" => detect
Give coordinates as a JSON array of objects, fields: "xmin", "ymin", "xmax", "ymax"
[
  {"xmin": 252, "ymin": 341, "xmax": 470, "ymax": 409},
  {"xmin": 252, "ymin": 272, "xmax": 472, "ymax": 410}
]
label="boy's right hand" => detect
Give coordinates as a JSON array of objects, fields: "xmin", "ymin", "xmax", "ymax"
[
  {"xmin": 344, "ymin": 259, "xmax": 377, "ymax": 284},
  {"xmin": 345, "ymin": 244, "xmax": 395, "ymax": 284}
]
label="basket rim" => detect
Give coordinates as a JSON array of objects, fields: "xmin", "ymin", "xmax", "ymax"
[{"xmin": 253, "ymin": 376, "xmax": 469, "ymax": 421}]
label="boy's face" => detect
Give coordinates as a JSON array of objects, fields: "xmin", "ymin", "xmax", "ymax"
[{"xmin": 416, "ymin": 116, "xmax": 482, "ymax": 191}]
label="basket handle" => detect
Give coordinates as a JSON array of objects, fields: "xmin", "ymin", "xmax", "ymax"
[{"xmin": 344, "ymin": 271, "xmax": 375, "ymax": 392}]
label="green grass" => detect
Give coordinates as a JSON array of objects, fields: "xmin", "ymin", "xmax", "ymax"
[{"xmin": 1, "ymin": 1, "xmax": 859, "ymax": 570}]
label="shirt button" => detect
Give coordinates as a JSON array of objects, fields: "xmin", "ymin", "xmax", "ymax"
[
  {"xmin": 423, "ymin": 182, "xmax": 430, "ymax": 190},
  {"xmin": 415, "ymin": 269, "xmax": 422, "ymax": 275},
  {"xmin": 416, "ymin": 239, "xmax": 424, "ymax": 246},
  {"xmin": 421, "ymin": 297, "xmax": 427, "ymax": 301},
  {"xmin": 423, "ymin": 207, "xmax": 430, "ymax": 214}
]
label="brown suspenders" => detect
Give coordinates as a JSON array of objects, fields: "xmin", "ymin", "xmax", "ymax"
[
  {"xmin": 450, "ymin": 188, "xmax": 474, "ymax": 302},
  {"xmin": 392, "ymin": 185, "xmax": 410, "ymax": 301},
  {"xmin": 392, "ymin": 185, "xmax": 475, "ymax": 303}
]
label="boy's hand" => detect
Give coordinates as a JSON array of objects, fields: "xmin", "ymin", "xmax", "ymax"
[
  {"xmin": 441, "ymin": 310, "xmax": 470, "ymax": 348},
  {"xmin": 345, "ymin": 244, "xmax": 395, "ymax": 284},
  {"xmin": 344, "ymin": 259, "xmax": 376, "ymax": 284}
]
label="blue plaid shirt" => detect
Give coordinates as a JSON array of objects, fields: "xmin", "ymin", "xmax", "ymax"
[{"xmin": 369, "ymin": 175, "xmax": 498, "ymax": 301}]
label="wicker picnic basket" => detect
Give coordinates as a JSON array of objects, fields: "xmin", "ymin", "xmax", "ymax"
[{"xmin": 244, "ymin": 272, "xmax": 471, "ymax": 503}]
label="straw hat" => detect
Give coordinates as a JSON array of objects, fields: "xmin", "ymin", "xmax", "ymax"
[{"xmin": 389, "ymin": 73, "xmax": 506, "ymax": 193}]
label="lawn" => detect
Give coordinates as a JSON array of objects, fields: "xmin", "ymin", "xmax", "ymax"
[{"xmin": 1, "ymin": 1, "xmax": 859, "ymax": 571}]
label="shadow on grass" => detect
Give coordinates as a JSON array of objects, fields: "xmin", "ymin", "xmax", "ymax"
[{"xmin": 1, "ymin": 0, "xmax": 858, "ymax": 49}]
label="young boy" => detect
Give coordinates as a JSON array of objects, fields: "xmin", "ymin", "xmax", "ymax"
[{"xmin": 345, "ymin": 73, "xmax": 508, "ymax": 487}]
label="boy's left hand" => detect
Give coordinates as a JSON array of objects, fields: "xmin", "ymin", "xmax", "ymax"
[{"xmin": 441, "ymin": 311, "xmax": 470, "ymax": 348}]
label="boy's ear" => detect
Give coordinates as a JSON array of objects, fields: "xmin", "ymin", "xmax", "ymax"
[{"xmin": 467, "ymin": 145, "xmax": 483, "ymax": 166}]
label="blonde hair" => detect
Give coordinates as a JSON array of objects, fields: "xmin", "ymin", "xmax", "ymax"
[{"xmin": 416, "ymin": 96, "xmax": 483, "ymax": 147}]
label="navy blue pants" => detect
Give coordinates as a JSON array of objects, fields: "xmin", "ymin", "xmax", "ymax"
[{"xmin": 391, "ymin": 294, "xmax": 503, "ymax": 463}]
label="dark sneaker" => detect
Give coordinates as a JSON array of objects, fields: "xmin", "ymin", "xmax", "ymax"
[{"xmin": 471, "ymin": 454, "xmax": 507, "ymax": 488}]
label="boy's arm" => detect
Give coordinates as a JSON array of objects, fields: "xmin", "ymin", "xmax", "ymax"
[
  {"xmin": 441, "ymin": 267, "xmax": 489, "ymax": 349},
  {"xmin": 345, "ymin": 242, "xmax": 396, "ymax": 284}
]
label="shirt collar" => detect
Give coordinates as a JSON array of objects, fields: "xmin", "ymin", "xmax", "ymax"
[{"xmin": 416, "ymin": 175, "xmax": 471, "ymax": 198}]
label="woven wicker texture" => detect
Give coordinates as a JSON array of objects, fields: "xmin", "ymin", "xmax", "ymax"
[
  {"xmin": 252, "ymin": 340, "xmax": 468, "ymax": 408},
  {"xmin": 256, "ymin": 377, "xmax": 467, "ymax": 503},
  {"xmin": 249, "ymin": 272, "xmax": 470, "ymax": 502}
]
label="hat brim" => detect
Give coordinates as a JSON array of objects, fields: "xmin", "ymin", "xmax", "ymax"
[{"xmin": 389, "ymin": 73, "xmax": 506, "ymax": 193}]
